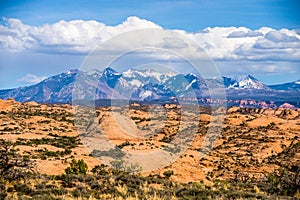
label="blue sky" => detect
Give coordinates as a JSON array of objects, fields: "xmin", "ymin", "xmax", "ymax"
[
  {"xmin": 0, "ymin": 0, "xmax": 299, "ymax": 89},
  {"xmin": 1, "ymin": 0, "xmax": 299, "ymax": 31}
]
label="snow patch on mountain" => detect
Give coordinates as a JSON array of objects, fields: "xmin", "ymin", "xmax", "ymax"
[
  {"xmin": 228, "ymin": 75, "xmax": 268, "ymax": 89},
  {"xmin": 129, "ymin": 80, "xmax": 143, "ymax": 87},
  {"xmin": 139, "ymin": 90, "xmax": 152, "ymax": 99},
  {"xmin": 185, "ymin": 79, "xmax": 197, "ymax": 90}
]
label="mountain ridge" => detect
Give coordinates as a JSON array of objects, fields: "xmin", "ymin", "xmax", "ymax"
[{"xmin": 0, "ymin": 68, "xmax": 299, "ymax": 103}]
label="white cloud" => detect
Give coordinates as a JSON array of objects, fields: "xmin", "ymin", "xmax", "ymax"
[
  {"xmin": 216, "ymin": 60, "xmax": 299, "ymax": 77},
  {"xmin": 227, "ymin": 30, "xmax": 263, "ymax": 38},
  {"xmin": 191, "ymin": 27, "xmax": 300, "ymax": 61},
  {"xmin": 161, "ymin": 37, "xmax": 188, "ymax": 49},
  {"xmin": 265, "ymin": 31, "xmax": 299, "ymax": 43},
  {"xmin": 0, "ymin": 16, "xmax": 161, "ymax": 54},
  {"xmin": 17, "ymin": 73, "xmax": 47, "ymax": 84},
  {"xmin": 0, "ymin": 16, "xmax": 300, "ymax": 62}
]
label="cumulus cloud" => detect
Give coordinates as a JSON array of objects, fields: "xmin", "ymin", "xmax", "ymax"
[
  {"xmin": 0, "ymin": 16, "xmax": 300, "ymax": 62},
  {"xmin": 191, "ymin": 27, "xmax": 300, "ymax": 61},
  {"xmin": 265, "ymin": 31, "xmax": 299, "ymax": 43},
  {"xmin": 161, "ymin": 37, "xmax": 188, "ymax": 49},
  {"xmin": 17, "ymin": 73, "xmax": 47, "ymax": 84},
  {"xmin": 227, "ymin": 30, "xmax": 263, "ymax": 38},
  {"xmin": 0, "ymin": 16, "xmax": 161, "ymax": 54}
]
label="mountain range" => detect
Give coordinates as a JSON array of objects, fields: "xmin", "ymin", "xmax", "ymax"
[{"xmin": 0, "ymin": 68, "xmax": 299, "ymax": 105}]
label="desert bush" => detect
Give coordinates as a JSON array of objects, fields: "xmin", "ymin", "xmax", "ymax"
[
  {"xmin": 0, "ymin": 183, "xmax": 7, "ymax": 199},
  {"xmin": 176, "ymin": 186, "xmax": 214, "ymax": 199},
  {"xmin": 163, "ymin": 170, "xmax": 174, "ymax": 179},
  {"xmin": 263, "ymin": 165, "xmax": 300, "ymax": 196},
  {"xmin": 110, "ymin": 160, "xmax": 126, "ymax": 172},
  {"xmin": 65, "ymin": 159, "xmax": 88, "ymax": 175},
  {"xmin": 0, "ymin": 140, "xmax": 35, "ymax": 181},
  {"xmin": 91, "ymin": 164, "xmax": 109, "ymax": 176},
  {"xmin": 72, "ymin": 185, "xmax": 91, "ymax": 198},
  {"xmin": 126, "ymin": 163, "xmax": 142, "ymax": 175},
  {"xmin": 35, "ymin": 148, "xmax": 72, "ymax": 159},
  {"xmin": 117, "ymin": 141, "xmax": 133, "ymax": 149},
  {"xmin": 15, "ymin": 135, "xmax": 81, "ymax": 149},
  {"xmin": 0, "ymin": 191, "xmax": 7, "ymax": 200},
  {"xmin": 92, "ymin": 147, "xmax": 125, "ymax": 159},
  {"xmin": 14, "ymin": 183, "xmax": 33, "ymax": 195},
  {"xmin": 59, "ymin": 174, "xmax": 77, "ymax": 188}
]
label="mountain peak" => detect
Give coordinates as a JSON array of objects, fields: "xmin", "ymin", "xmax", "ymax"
[
  {"xmin": 103, "ymin": 67, "xmax": 116, "ymax": 73},
  {"xmin": 247, "ymin": 75, "xmax": 258, "ymax": 80},
  {"xmin": 64, "ymin": 69, "xmax": 80, "ymax": 75},
  {"xmin": 228, "ymin": 75, "xmax": 268, "ymax": 90},
  {"xmin": 100, "ymin": 67, "xmax": 122, "ymax": 88},
  {"xmin": 185, "ymin": 73, "xmax": 198, "ymax": 78},
  {"xmin": 235, "ymin": 74, "xmax": 258, "ymax": 82},
  {"xmin": 102, "ymin": 67, "xmax": 121, "ymax": 77}
]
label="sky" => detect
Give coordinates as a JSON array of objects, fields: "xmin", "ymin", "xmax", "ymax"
[{"xmin": 0, "ymin": 0, "xmax": 299, "ymax": 89}]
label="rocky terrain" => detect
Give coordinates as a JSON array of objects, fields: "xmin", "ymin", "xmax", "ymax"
[{"xmin": 0, "ymin": 98, "xmax": 299, "ymax": 199}]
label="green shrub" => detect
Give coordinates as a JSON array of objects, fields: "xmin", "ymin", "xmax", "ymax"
[
  {"xmin": 163, "ymin": 170, "xmax": 174, "ymax": 179},
  {"xmin": 14, "ymin": 183, "xmax": 32, "ymax": 195},
  {"xmin": 91, "ymin": 164, "xmax": 109, "ymax": 176},
  {"xmin": 0, "ymin": 183, "xmax": 7, "ymax": 199},
  {"xmin": 0, "ymin": 140, "xmax": 35, "ymax": 181},
  {"xmin": 92, "ymin": 147, "xmax": 125, "ymax": 159},
  {"xmin": 117, "ymin": 141, "xmax": 132, "ymax": 149},
  {"xmin": 60, "ymin": 174, "xmax": 76, "ymax": 188},
  {"xmin": 65, "ymin": 159, "xmax": 88, "ymax": 175},
  {"xmin": 264, "ymin": 165, "xmax": 300, "ymax": 196}
]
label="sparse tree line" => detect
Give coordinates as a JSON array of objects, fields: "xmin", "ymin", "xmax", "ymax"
[{"xmin": 0, "ymin": 139, "xmax": 299, "ymax": 199}]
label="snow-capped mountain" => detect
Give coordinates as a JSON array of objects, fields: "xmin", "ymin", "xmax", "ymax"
[
  {"xmin": 121, "ymin": 68, "xmax": 176, "ymax": 86},
  {"xmin": 208, "ymin": 75, "xmax": 269, "ymax": 90},
  {"xmin": 100, "ymin": 67, "xmax": 122, "ymax": 88},
  {"xmin": 102, "ymin": 68, "xmax": 180, "ymax": 100},
  {"xmin": 0, "ymin": 70, "xmax": 79, "ymax": 102},
  {"xmin": 0, "ymin": 68, "xmax": 298, "ymax": 103},
  {"xmin": 164, "ymin": 73, "xmax": 208, "ymax": 98},
  {"xmin": 227, "ymin": 75, "xmax": 270, "ymax": 90}
]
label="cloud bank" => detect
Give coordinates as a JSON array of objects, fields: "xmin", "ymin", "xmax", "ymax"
[
  {"xmin": 17, "ymin": 73, "xmax": 47, "ymax": 84},
  {"xmin": 0, "ymin": 16, "xmax": 300, "ymax": 62}
]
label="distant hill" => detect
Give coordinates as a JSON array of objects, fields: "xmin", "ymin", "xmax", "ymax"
[{"xmin": 269, "ymin": 80, "xmax": 300, "ymax": 91}]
